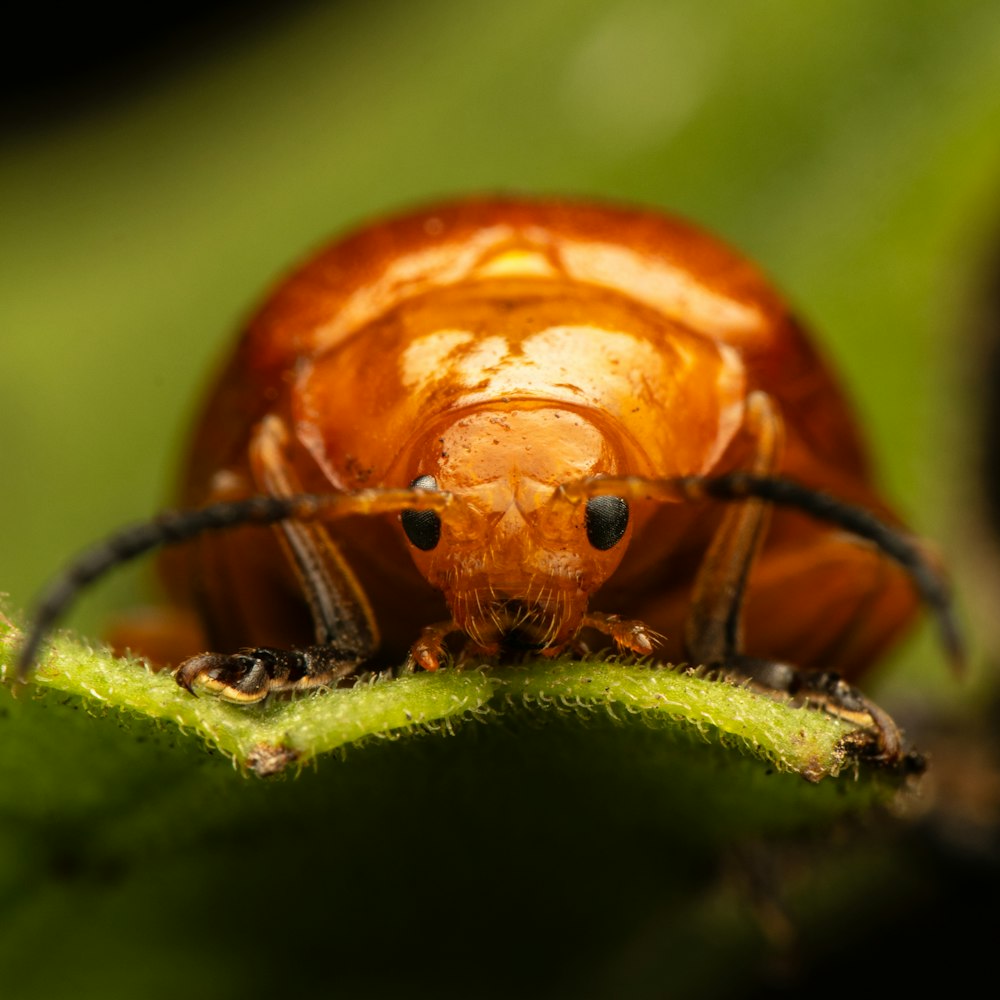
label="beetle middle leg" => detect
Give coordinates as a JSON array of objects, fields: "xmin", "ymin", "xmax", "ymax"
[
  {"xmin": 683, "ymin": 392, "xmax": 783, "ymax": 669},
  {"xmin": 175, "ymin": 415, "xmax": 380, "ymax": 703},
  {"xmin": 680, "ymin": 393, "xmax": 906, "ymax": 759}
]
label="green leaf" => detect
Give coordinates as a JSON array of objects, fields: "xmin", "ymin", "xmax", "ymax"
[{"xmin": 1, "ymin": 616, "xmax": 893, "ymax": 787}]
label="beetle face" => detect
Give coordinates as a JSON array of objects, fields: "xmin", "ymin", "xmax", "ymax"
[{"xmin": 401, "ymin": 405, "xmax": 632, "ymax": 650}]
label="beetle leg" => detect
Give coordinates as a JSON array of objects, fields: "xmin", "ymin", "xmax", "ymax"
[
  {"xmin": 679, "ymin": 394, "xmax": 909, "ymax": 761},
  {"xmin": 676, "ymin": 395, "xmax": 906, "ymax": 760},
  {"xmin": 684, "ymin": 391, "xmax": 783, "ymax": 666},
  {"xmin": 175, "ymin": 644, "xmax": 364, "ymax": 703},
  {"xmin": 407, "ymin": 621, "xmax": 466, "ymax": 671},
  {"xmin": 581, "ymin": 612, "xmax": 661, "ymax": 656},
  {"xmin": 249, "ymin": 416, "xmax": 379, "ymax": 650},
  {"xmin": 717, "ymin": 656, "xmax": 906, "ymax": 765},
  {"xmin": 175, "ymin": 414, "xmax": 380, "ymax": 700}
]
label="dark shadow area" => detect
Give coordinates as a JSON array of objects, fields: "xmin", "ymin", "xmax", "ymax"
[{"xmin": 1, "ymin": 0, "xmax": 319, "ymax": 137}]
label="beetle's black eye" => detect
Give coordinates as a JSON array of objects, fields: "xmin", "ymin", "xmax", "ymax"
[
  {"xmin": 401, "ymin": 475, "xmax": 441, "ymax": 551},
  {"xmin": 585, "ymin": 496, "xmax": 629, "ymax": 550}
]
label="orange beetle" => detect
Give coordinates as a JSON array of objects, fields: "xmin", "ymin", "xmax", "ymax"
[{"xmin": 18, "ymin": 197, "xmax": 959, "ymax": 755}]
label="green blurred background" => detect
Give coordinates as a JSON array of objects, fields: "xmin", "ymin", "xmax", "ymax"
[{"xmin": 2, "ymin": 1, "xmax": 1000, "ymax": 996}]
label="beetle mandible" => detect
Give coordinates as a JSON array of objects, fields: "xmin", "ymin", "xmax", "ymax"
[{"xmin": 17, "ymin": 197, "xmax": 961, "ymax": 757}]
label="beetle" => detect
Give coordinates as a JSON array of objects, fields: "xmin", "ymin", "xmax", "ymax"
[{"xmin": 17, "ymin": 197, "xmax": 961, "ymax": 759}]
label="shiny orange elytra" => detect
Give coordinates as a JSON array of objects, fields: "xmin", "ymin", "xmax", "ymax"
[{"xmin": 18, "ymin": 197, "xmax": 960, "ymax": 756}]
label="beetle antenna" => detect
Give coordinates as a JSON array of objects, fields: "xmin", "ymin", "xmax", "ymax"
[
  {"xmin": 687, "ymin": 472, "xmax": 964, "ymax": 672},
  {"xmin": 15, "ymin": 490, "xmax": 447, "ymax": 681}
]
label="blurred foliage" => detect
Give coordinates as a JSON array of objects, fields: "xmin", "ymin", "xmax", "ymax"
[{"xmin": 2, "ymin": 1, "xmax": 1000, "ymax": 997}]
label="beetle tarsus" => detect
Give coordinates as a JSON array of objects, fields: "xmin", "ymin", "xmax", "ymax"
[
  {"xmin": 713, "ymin": 655, "xmax": 905, "ymax": 764},
  {"xmin": 407, "ymin": 621, "xmax": 466, "ymax": 672},
  {"xmin": 174, "ymin": 645, "xmax": 361, "ymax": 704},
  {"xmin": 795, "ymin": 669, "xmax": 904, "ymax": 763},
  {"xmin": 582, "ymin": 612, "xmax": 662, "ymax": 656}
]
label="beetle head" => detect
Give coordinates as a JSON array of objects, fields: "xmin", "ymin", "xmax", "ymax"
[{"xmin": 399, "ymin": 404, "xmax": 633, "ymax": 651}]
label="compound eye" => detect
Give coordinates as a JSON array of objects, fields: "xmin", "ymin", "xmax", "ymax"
[
  {"xmin": 585, "ymin": 496, "xmax": 629, "ymax": 551},
  {"xmin": 401, "ymin": 475, "xmax": 441, "ymax": 551}
]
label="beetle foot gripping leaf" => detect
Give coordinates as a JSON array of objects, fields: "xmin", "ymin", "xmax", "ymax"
[
  {"xmin": 174, "ymin": 644, "xmax": 364, "ymax": 704},
  {"xmin": 701, "ymin": 655, "xmax": 917, "ymax": 767}
]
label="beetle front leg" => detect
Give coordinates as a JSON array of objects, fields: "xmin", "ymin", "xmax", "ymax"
[
  {"xmin": 582, "ymin": 612, "xmax": 660, "ymax": 656},
  {"xmin": 407, "ymin": 621, "xmax": 471, "ymax": 671}
]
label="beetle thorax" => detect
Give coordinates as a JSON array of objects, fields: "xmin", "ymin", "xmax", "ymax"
[{"xmin": 401, "ymin": 404, "xmax": 633, "ymax": 650}]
